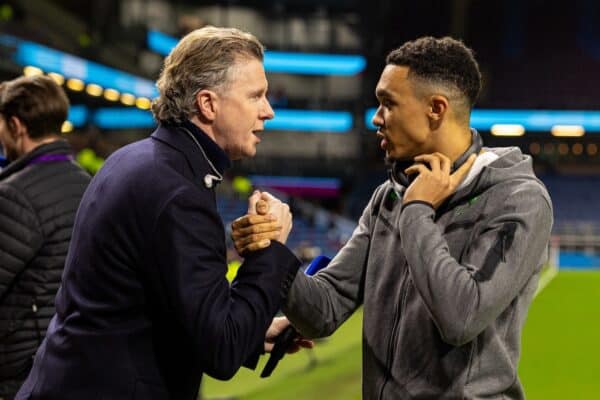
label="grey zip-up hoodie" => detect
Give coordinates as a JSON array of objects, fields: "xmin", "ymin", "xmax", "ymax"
[{"xmin": 284, "ymin": 147, "xmax": 553, "ymax": 399}]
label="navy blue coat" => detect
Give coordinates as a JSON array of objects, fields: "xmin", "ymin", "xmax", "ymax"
[{"xmin": 16, "ymin": 124, "xmax": 300, "ymax": 400}]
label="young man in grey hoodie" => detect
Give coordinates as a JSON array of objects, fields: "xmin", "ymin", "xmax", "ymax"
[{"xmin": 233, "ymin": 36, "xmax": 553, "ymax": 399}]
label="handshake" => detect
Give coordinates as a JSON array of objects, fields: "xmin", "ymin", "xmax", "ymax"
[
  {"xmin": 232, "ymin": 191, "xmax": 315, "ymax": 375},
  {"xmin": 231, "ymin": 191, "xmax": 293, "ymax": 255}
]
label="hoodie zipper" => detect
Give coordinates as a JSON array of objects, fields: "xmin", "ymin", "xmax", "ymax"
[{"xmin": 378, "ymin": 270, "xmax": 409, "ymax": 400}]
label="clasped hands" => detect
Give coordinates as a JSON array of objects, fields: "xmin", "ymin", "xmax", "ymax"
[
  {"xmin": 231, "ymin": 192, "xmax": 312, "ymax": 354},
  {"xmin": 231, "ymin": 190, "xmax": 292, "ymax": 254}
]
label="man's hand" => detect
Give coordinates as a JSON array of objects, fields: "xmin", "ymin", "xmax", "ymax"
[
  {"xmin": 231, "ymin": 191, "xmax": 293, "ymax": 255},
  {"xmin": 258, "ymin": 192, "xmax": 292, "ymax": 244},
  {"xmin": 402, "ymin": 153, "xmax": 476, "ymax": 209},
  {"xmin": 231, "ymin": 213, "xmax": 281, "ymax": 254},
  {"xmin": 264, "ymin": 317, "xmax": 314, "ymax": 354}
]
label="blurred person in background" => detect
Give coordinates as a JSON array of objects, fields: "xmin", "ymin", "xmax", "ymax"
[
  {"xmin": 16, "ymin": 27, "xmax": 304, "ymax": 400},
  {"xmin": 234, "ymin": 37, "xmax": 553, "ymax": 399},
  {"xmin": 0, "ymin": 75, "xmax": 90, "ymax": 399}
]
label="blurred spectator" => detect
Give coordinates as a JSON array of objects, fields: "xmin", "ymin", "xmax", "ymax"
[{"xmin": 0, "ymin": 75, "xmax": 90, "ymax": 399}]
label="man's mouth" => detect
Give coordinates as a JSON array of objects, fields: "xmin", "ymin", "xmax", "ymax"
[{"xmin": 376, "ymin": 131, "xmax": 388, "ymax": 150}]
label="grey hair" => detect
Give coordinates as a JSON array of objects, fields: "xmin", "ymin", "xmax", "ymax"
[{"xmin": 151, "ymin": 26, "xmax": 264, "ymax": 124}]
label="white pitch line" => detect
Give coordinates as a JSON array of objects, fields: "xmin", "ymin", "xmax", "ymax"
[{"xmin": 534, "ymin": 264, "xmax": 559, "ymax": 299}]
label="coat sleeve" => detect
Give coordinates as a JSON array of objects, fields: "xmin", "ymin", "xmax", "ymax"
[
  {"xmin": 398, "ymin": 183, "xmax": 553, "ymax": 346},
  {"xmin": 150, "ymin": 186, "xmax": 300, "ymax": 380},
  {"xmin": 282, "ymin": 186, "xmax": 382, "ymax": 338},
  {"xmin": 0, "ymin": 185, "xmax": 43, "ymax": 298}
]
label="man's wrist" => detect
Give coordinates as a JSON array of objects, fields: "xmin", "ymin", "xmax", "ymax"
[{"xmin": 401, "ymin": 199, "xmax": 434, "ymax": 210}]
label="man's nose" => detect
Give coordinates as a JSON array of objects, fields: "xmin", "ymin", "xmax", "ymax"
[
  {"xmin": 261, "ymin": 98, "xmax": 275, "ymax": 120},
  {"xmin": 372, "ymin": 106, "xmax": 383, "ymax": 128}
]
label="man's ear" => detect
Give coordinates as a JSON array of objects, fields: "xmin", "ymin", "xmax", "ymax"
[
  {"xmin": 428, "ymin": 95, "xmax": 448, "ymax": 122},
  {"xmin": 195, "ymin": 89, "xmax": 218, "ymax": 122},
  {"xmin": 8, "ymin": 116, "xmax": 26, "ymax": 139},
  {"xmin": 427, "ymin": 95, "xmax": 449, "ymax": 130}
]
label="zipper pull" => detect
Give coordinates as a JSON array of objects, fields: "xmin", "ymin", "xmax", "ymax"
[{"xmin": 32, "ymin": 303, "xmax": 38, "ymax": 313}]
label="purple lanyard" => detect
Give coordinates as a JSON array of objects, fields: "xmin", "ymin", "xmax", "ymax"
[{"xmin": 28, "ymin": 154, "xmax": 74, "ymax": 165}]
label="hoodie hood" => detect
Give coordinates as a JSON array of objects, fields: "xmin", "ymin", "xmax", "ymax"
[{"xmin": 447, "ymin": 146, "xmax": 547, "ymax": 208}]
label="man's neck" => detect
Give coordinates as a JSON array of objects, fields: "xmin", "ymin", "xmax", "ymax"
[
  {"xmin": 189, "ymin": 116, "xmax": 219, "ymax": 144},
  {"xmin": 23, "ymin": 134, "xmax": 60, "ymax": 155},
  {"xmin": 432, "ymin": 124, "xmax": 473, "ymax": 164}
]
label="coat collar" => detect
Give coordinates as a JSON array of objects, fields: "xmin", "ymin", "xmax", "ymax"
[
  {"xmin": 0, "ymin": 139, "xmax": 73, "ymax": 180},
  {"xmin": 151, "ymin": 122, "xmax": 231, "ymax": 187},
  {"xmin": 180, "ymin": 120, "xmax": 231, "ymax": 173}
]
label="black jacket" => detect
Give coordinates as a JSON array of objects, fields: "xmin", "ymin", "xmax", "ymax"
[
  {"xmin": 17, "ymin": 124, "xmax": 300, "ymax": 400},
  {"xmin": 0, "ymin": 141, "xmax": 90, "ymax": 392}
]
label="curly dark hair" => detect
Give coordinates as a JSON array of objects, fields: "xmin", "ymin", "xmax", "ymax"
[{"xmin": 386, "ymin": 36, "xmax": 482, "ymax": 111}]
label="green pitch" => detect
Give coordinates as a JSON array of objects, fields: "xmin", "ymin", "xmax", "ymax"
[
  {"xmin": 202, "ymin": 310, "xmax": 363, "ymax": 400},
  {"xmin": 203, "ymin": 270, "xmax": 600, "ymax": 399},
  {"xmin": 519, "ymin": 270, "xmax": 600, "ymax": 399}
]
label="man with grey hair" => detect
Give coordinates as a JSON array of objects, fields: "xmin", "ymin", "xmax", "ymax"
[{"xmin": 16, "ymin": 26, "xmax": 302, "ymax": 400}]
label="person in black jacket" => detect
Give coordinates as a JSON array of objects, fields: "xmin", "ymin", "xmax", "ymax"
[
  {"xmin": 16, "ymin": 26, "xmax": 301, "ymax": 400},
  {"xmin": 0, "ymin": 75, "xmax": 90, "ymax": 399}
]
